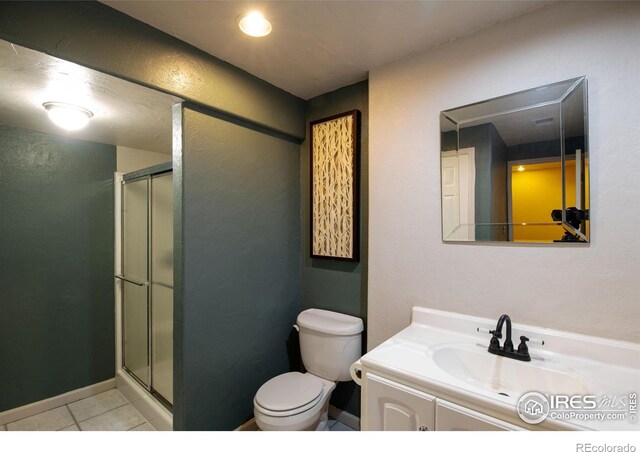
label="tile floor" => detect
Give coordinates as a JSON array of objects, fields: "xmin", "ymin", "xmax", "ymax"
[
  {"xmin": 0, "ymin": 388, "xmax": 356, "ymax": 432},
  {"xmin": 0, "ymin": 389, "xmax": 154, "ymax": 431},
  {"xmin": 327, "ymin": 419, "xmax": 357, "ymax": 431}
]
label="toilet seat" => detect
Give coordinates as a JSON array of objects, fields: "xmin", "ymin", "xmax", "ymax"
[{"xmin": 254, "ymin": 372, "xmax": 323, "ymax": 417}]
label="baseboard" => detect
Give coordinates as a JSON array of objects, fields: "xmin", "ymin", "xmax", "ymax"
[
  {"xmin": 235, "ymin": 418, "xmax": 259, "ymax": 431},
  {"xmin": 0, "ymin": 378, "xmax": 115, "ymax": 426},
  {"xmin": 328, "ymin": 405, "xmax": 360, "ymax": 431}
]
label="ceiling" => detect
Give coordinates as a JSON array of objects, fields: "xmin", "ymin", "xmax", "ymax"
[
  {"xmin": 0, "ymin": 40, "xmax": 179, "ymax": 154},
  {"xmin": 443, "ymin": 78, "xmax": 585, "ymax": 146},
  {"xmin": 103, "ymin": 1, "xmax": 553, "ymax": 100}
]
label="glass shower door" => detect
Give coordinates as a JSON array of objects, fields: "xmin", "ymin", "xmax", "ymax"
[
  {"xmin": 151, "ymin": 173, "xmax": 173, "ymax": 404},
  {"xmin": 121, "ymin": 178, "xmax": 150, "ymax": 386},
  {"xmin": 120, "ymin": 168, "xmax": 173, "ymax": 407}
]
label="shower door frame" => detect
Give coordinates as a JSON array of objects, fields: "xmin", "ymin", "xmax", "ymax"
[{"xmin": 118, "ymin": 162, "xmax": 173, "ymax": 411}]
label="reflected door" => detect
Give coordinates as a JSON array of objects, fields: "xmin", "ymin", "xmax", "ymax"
[
  {"xmin": 441, "ymin": 152, "xmax": 461, "ymax": 239},
  {"xmin": 441, "ymin": 148, "xmax": 475, "ymax": 241},
  {"xmin": 122, "ymin": 178, "xmax": 150, "ymax": 386},
  {"xmin": 151, "ymin": 173, "xmax": 173, "ymax": 404}
]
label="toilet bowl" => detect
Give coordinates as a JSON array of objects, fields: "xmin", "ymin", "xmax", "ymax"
[
  {"xmin": 253, "ymin": 309, "xmax": 363, "ymax": 431},
  {"xmin": 253, "ymin": 372, "xmax": 336, "ymax": 431}
]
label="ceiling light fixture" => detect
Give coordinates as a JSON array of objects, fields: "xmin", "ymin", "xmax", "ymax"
[
  {"xmin": 533, "ymin": 117, "xmax": 554, "ymax": 126},
  {"xmin": 238, "ymin": 11, "xmax": 272, "ymax": 37},
  {"xmin": 517, "ymin": 165, "xmax": 525, "ymax": 172},
  {"xmin": 43, "ymin": 102, "xmax": 93, "ymax": 131}
]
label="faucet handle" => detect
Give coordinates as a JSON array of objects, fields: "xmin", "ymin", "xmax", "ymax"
[
  {"xmin": 518, "ymin": 335, "xmax": 545, "ymax": 350},
  {"xmin": 523, "ymin": 335, "xmax": 545, "ymax": 346},
  {"xmin": 478, "ymin": 327, "xmax": 502, "ymax": 351},
  {"xmin": 477, "ymin": 327, "xmax": 501, "ymax": 338}
]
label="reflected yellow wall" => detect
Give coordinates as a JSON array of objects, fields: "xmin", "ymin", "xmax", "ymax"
[{"xmin": 511, "ymin": 161, "xmax": 576, "ymax": 242}]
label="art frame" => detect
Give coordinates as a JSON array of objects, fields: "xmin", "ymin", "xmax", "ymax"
[{"xmin": 310, "ymin": 109, "xmax": 360, "ymax": 262}]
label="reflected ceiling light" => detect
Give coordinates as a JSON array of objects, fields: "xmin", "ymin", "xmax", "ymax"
[
  {"xmin": 43, "ymin": 102, "xmax": 93, "ymax": 131},
  {"xmin": 239, "ymin": 11, "xmax": 272, "ymax": 37},
  {"xmin": 517, "ymin": 165, "xmax": 525, "ymax": 172},
  {"xmin": 534, "ymin": 117, "xmax": 554, "ymax": 126}
]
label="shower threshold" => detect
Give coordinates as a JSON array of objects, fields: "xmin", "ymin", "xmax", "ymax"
[{"xmin": 116, "ymin": 369, "xmax": 172, "ymax": 431}]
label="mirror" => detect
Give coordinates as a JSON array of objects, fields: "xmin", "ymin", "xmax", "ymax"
[{"xmin": 440, "ymin": 77, "xmax": 589, "ymax": 244}]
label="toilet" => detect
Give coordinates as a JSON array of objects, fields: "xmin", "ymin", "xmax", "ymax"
[{"xmin": 253, "ymin": 308, "xmax": 363, "ymax": 431}]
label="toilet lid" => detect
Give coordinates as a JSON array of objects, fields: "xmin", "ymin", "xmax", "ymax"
[{"xmin": 255, "ymin": 372, "xmax": 323, "ymax": 413}]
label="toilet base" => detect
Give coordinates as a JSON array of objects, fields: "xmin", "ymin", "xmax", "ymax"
[{"xmin": 314, "ymin": 403, "xmax": 330, "ymax": 431}]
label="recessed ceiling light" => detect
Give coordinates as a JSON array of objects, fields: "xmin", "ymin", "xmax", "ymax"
[
  {"xmin": 239, "ymin": 11, "xmax": 272, "ymax": 37},
  {"xmin": 43, "ymin": 102, "xmax": 93, "ymax": 131},
  {"xmin": 517, "ymin": 165, "xmax": 525, "ymax": 172}
]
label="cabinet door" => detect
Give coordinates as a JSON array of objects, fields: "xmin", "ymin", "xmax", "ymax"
[
  {"xmin": 435, "ymin": 399, "xmax": 523, "ymax": 431},
  {"xmin": 363, "ymin": 373, "xmax": 435, "ymax": 431}
]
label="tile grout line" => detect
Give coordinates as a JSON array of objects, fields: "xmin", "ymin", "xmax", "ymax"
[
  {"xmin": 330, "ymin": 421, "xmax": 356, "ymax": 432},
  {"xmin": 126, "ymin": 421, "xmax": 147, "ymax": 431},
  {"xmin": 70, "ymin": 388, "xmax": 117, "ymax": 405},
  {"xmin": 65, "ymin": 404, "xmax": 81, "ymax": 431},
  {"xmin": 70, "ymin": 401, "xmax": 131, "ymax": 426},
  {"xmin": 5, "ymin": 388, "xmax": 119, "ymax": 427},
  {"xmin": 6, "ymin": 390, "xmax": 149, "ymax": 432}
]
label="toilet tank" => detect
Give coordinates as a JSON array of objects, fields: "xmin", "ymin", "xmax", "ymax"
[{"xmin": 296, "ymin": 309, "xmax": 364, "ymax": 382}]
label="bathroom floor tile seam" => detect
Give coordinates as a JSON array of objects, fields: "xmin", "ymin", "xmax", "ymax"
[
  {"xmin": 72, "ymin": 403, "xmax": 150, "ymax": 431},
  {"xmin": 328, "ymin": 419, "xmax": 356, "ymax": 431},
  {"xmin": 3, "ymin": 405, "xmax": 151, "ymax": 431},
  {"xmin": 65, "ymin": 405, "xmax": 80, "ymax": 431},
  {"xmin": 1, "ymin": 389, "xmax": 154, "ymax": 431}
]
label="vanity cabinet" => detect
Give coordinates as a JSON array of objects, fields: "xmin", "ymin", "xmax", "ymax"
[
  {"xmin": 435, "ymin": 399, "xmax": 522, "ymax": 431},
  {"xmin": 364, "ymin": 373, "xmax": 435, "ymax": 431},
  {"xmin": 356, "ymin": 307, "xmax": 637, "ymax": 431},
  {"xmin": 362, "ymin": 372, "xmax": 522, "ymax": 431}
]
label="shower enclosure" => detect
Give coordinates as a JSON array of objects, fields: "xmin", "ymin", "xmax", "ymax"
[{"xmin": 116, "ymin": 162, "xmax": 173, "ymax": 409}]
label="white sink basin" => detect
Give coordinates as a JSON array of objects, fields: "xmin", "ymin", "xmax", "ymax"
[
  {"xmin": 430, "ymin": 343, "xmax": 590, "ymax": 398},
  {"xmin": 359, "ymin": 307, "xmax": 640, "ymax": 431}
]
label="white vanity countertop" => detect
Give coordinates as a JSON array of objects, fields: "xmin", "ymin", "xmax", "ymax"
[{"xmin": 360, "ymin": 307, "xmax": 640, "ymax": 431}]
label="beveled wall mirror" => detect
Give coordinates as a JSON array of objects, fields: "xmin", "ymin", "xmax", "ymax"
[{"xmin": 440, "ymin": 77, "xmax": 589, "ymax": 244}]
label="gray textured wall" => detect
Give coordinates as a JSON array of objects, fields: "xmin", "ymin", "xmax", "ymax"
[
  {"xmin": 174, "ymin": 105, "xmax": 301, "ymax": 430},
  {"xmin": 0, "ymin": 2, "xmax": 367, "ymax": 426},
  {"xmin": 458, "ymin": 124, "xmax": 493, "ymax": 240},
  {"xmin": 300, "ymin": 81, "xmax": 369, "ymax": 416},
  {"xmin": 0, "ymin": 1, "xmax": 305, "ymax": 141},
  {"xmin": 457, "ymin": 123, "xmax": 511, "ymax": 240},
  {"xmin": 0, "ymin": 125, "xmax": 116, "ymax": 411}
]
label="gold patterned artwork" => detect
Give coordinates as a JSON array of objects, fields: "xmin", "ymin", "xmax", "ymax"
[{"xmin": 310, "ymin": 110, "xmax": 359, "ymax": 261}]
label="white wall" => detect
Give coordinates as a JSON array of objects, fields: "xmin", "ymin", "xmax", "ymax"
[
  {"xmin": 368, "ymin": 1, "xmax": 640, "ymax": 349},
  {"xmin": 116, "ymin": 146, "xmax": 170, "ymax": 173}
]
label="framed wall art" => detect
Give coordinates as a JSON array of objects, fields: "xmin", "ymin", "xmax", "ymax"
[{"xmin": 310, "ymin": 109, "xmax": 360, "ymax": 261}]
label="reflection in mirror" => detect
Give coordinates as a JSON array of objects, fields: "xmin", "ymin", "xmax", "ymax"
[{"xmin": 440, "ymin": 77, "xmax": 589, "ymax": 244}]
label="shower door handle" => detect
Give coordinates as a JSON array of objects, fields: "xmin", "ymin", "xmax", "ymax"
[{"xmin": 115, "ymin": 275, "xmax": 148, "ymax": 287}]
